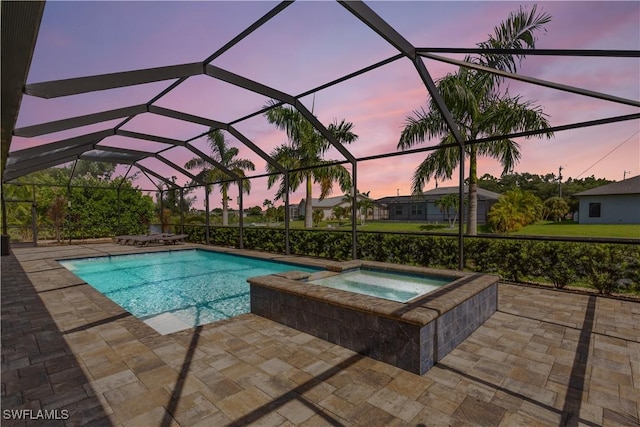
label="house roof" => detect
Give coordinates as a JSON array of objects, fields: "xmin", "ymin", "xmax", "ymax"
[
  {"xmin": 375, "ymin": 186, "xmax": 501, "ymax": 204},
  {"xmin": 300, "ymin": 194, "xmax": 373, "ymax": 209},
  {"xmin": 574, "ymin": 175, "xmax": 640, "ymax": 196}
]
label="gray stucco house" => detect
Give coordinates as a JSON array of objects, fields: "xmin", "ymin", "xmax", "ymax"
[
  {"xmin": 375, "ymin": 186, "xmax": 501, "ymax": 224},
  {"xmin": 574, "ymin": 175, "xmax": 640, "ymax": 224},
  {"xmin": 296, "ymin": 194, "xmax": 379, "ymax": 221}
]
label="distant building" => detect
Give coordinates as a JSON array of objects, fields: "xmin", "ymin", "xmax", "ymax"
[
  {"xmin": 574, "ymin": 175, "xmax": 640, "ymax": 224},
  {"xmin": 375, "ymin": 186, "xmax": 501, "ymax": 224},
  {"xmin": 295, "ymin": 194, "xmax": 379, "ymax": 220}
]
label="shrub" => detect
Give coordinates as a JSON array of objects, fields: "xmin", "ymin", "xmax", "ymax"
[
  {"xmin": 488, "ymin": 189, "xmax": 543, "ymax": 233},
  {"xmin": 580, "ymin": 245, "xmax": 640, "ymax": 294},
  {"xmin": 532, "ymin": 241, "xmax": 581, "ymax": 288},
  {"xmin": 188, "ymin": 226, "xmax": 639, "ymax": 295}
]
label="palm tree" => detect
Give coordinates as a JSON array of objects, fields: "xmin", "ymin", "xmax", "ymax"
[
  {"xmin": 332, "ymin": 206, "xmax": 348, "ymax": 227},
  {"xmin": 435, "ymin": 193, "xmax": 461, "ymax": 228},
  {"xmin": 185, "ymin": 128, "xmax": 255, "ymax": 226},
  {"xmin": 342, "ymin": 189, "xmax": 373, "ymax": 225},
  {"xmin": 264, "ymin": 100, "xmax": 358, "ymax": 228},
  {"xmin": 397, "ymin": 6, "xmax": 553, "ymax": 235},
  {"xmin": 358, "ymin": 192, "xmax": 374, "ymax": 225}
]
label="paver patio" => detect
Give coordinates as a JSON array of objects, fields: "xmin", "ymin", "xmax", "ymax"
[{"xmin": 2, "ymin": 243, "xmax": 639, "ymax": 426}]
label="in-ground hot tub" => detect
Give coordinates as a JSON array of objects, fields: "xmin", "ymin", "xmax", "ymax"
[
  {"xmin": 249, "ymin": 260, "xmax": 498, "ymax": 375},
  {"xmin": 307, "ymin": 268, "xmax": 452, "ymax": 303}
]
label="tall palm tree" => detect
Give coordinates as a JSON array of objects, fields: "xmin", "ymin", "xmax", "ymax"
[
  {"xmin": 398, "ymin": 6, "xmax": 553, "ymax": 235},
  {"xmin": 264, "ymin": 100, "xmax": 358, "ymax": 228},
  {"xmin": 342, "ymin": 189, "xmax": 373, "ymax": 224},
  {"xmin": 185, "ymin": 128, "xmax": 255, "ymax": 226}
]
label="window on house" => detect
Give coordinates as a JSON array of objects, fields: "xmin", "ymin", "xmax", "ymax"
[
  {"xmin": 394, "ymin": 206, "xmax": 403, "ymax": 215},
  {"xmin": 588, "ymin": 203, "xmax": 601, "ymax": 218},
  {"xmin": 410, "ymin": 205, "xmax": 423, "ymax": 216}
]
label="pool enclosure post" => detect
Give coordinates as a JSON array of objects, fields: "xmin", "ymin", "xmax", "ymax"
[
  {"xmin": 351, "ymin": 161, "xmax": 357, "ymax": 260},
  {"xmin": 159, "ymin": 189, "xmax": 164, "ymax": 233},
  {"xmin": 31, "ymin": 184, "xmax": 37, "ymax": 246},
  {"xmin": 66, "ymin": 186, "xmax": 72, "ymax": 244},
  {"xmin": 1, "ymin": 183, "xmax": 8, "ymax": 256},
  {"xmin": 238, "ymin": 180, "xmax": 244, "ymax": 249},
  {"xmin": 205, "ymin": 185, "xmax": 210, "ymax": 245},
  {"xmin": 1, "ymin": 183, "xmax": 7, "ymax": 235},
  {"xmin": 458, "ymin": 146, "xmax": 465, "ymax": 271},
  {"xmin": 116, "ymin": 187, "xmax": 121, "ymax": 235},
  {"xmin": 179, "ymin": 188, "xmax": 185, "ymax": 234},
  {"xmin": 284, "ymin": 172, "xmax": 290, "ymax": 255}
]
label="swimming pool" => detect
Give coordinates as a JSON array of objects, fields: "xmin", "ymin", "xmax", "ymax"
[
  {"xmin": 60, "ymin": 249, "xmax": 317, "ymax": 333},
  {"xmin": 308, "ymin": 269, "xmax": 451, "ymax": 302}
]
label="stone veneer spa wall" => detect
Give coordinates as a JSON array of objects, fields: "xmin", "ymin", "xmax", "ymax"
[{"xmin": 249, "ymin": 261, "xmax": 498, "ymax": 375}]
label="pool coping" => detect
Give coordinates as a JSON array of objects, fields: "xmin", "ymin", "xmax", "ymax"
[{"xmin": 250, "ymin": 260, "xmax": 498, "ymax": 326}]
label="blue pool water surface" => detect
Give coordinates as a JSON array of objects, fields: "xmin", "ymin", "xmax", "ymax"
[
  {"xmin": 309, "ymin": 269, "xmax": 452, "ymax": 303},
  {"xmin": 60, "ymin": 249, "xmax": 317, "ymax": 328}
]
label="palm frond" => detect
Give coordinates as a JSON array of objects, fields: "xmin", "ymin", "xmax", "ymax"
[
  {"xmin": 328, "ymin": 119, "xmax": 358, "ymax": 144},
  {"xmin": 313, "ymin": 163, "xmax": 352, "ymax": 199},
  {"xmin": 477, "ymin": 5, "xmax": 552, "ymax": 75},
  {"xmin": 410, "ymin": 144, "xmax": 460, "ymax": 194},
  {"xmin": 398, "ymin": 108, "xmax": 447, "ymax": 149}
]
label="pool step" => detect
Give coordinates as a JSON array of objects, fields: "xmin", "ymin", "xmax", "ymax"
[{"xmin": 143, "ymin": 312, "xmax": 192, "ymax": 335}]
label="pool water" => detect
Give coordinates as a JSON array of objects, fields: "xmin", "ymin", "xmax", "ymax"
[
  {"xmin": 60, "ymin": 249, "xmax": 317, "ymax": 330},
  {"xmin": 308, "ymin": 269, "xmax": 451, "ymax": 303}
]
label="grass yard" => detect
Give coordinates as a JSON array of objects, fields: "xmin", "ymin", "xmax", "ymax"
[
  {"xmin": 284, "ymin": 219, "xmax": 639, "ymax": 239},
  {"xmin": 512, "ymin": 221, "xmax": 640, "ymax": 238}
]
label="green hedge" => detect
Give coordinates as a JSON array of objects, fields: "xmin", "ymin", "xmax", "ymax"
[{"xmin": 183, "ymin": 226, "xmax": 640, "ymax": 294}]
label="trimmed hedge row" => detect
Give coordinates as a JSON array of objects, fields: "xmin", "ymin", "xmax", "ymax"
[{"xmin": 183, "ymin": 225, "xmax": 640, "ymax": 294}]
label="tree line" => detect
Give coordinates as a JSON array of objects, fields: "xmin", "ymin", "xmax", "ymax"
[{"xmin": 2, "ymin": 162, "xmax": 155, "ymax": 242}]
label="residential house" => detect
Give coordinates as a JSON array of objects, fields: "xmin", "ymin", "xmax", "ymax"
[
  {"xmin": 375, "ymin": 186, "xmax": 501, "ymax": 224},
  {"xmin": 574, "ymin": 175, "xmax": 640, "ymax": 224},
  {"xmin": 295, "ymin": 194, "xmax": 379, "ymax": 221}
]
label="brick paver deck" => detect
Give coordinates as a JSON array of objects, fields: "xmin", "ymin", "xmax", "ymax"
[{"xmin": 2, "ymin": 243, "xmax": 639, "ymax": 426}]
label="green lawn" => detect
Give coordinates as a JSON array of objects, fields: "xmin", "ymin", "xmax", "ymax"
[
  {"xmin": 512, "ymin": 221, "xmax": 640, "ymax": 238},
  {"xmin": 283, "ymin": 219, "xmax": 639, "ymax": 239}
]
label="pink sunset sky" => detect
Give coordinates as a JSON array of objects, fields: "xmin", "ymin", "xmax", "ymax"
[{"xmin": 11, "ymin": 1, "xmax": 640, "ymax": 210}]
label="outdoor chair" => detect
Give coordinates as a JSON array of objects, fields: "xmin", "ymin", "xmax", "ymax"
[{"xmin": 158, "ymin": 234, "xmax": 188, "ymax": 245}]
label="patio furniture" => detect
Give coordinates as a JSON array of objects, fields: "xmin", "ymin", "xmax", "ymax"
[{"xmin": 158, "ymin": 234, "xmax": 188, "ymax": 245}]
